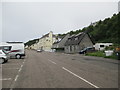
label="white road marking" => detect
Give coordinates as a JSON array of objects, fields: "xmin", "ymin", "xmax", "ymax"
[
  {"xmin": 18, "ymin": 64, "xmax": 24, "ymax": 72},
  {"xmin": 18, "ymin": 68, "xmax": 22, "ymax": 72},
  {"xmin": 48, "ymin": 60, "xmax": 56, "ymax": 64},
  {"xmin": 21, "ymin": 65, "xmax": 23, "ymax": 68},
  {"xmin": 62, "ymin": 67, "xmax": 99, "ymax": 88},
  {"xmin": 0, "ymin": 78, "xmax": 11, "ymax": 81},
  {"xmin": 3, "ymin": 68, "xmax": 19, "ymax": 70},
  {"xmin": 9, "ymin": 61, "xmax": 25, "ymax": 89},
  {"xmin": 24, "ymin": 59, "xmax": 26, "ymax": 62},
  {"xmin": 14, "ymin": 75, "xmax": 19, "ymax": 82},
  {"xmin": 2, "ymin": 64, "xmax": 20, "ymax": 66}
]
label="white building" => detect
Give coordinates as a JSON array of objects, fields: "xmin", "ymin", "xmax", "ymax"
[{"xmin": 94, "ymin": 43, "xmax": 113, "ymax": 50}]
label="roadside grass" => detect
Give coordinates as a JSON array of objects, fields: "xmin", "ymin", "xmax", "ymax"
[{"xmin": 85, "ymin": 51, "xmax": 117, "ymax": 60}]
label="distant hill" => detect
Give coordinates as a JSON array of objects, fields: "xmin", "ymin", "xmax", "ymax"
[
  {"xmin": 25, "ymin": 39, "xmax": 39, "ymax": 46},
  {"xmin": 88, "ymin": 12, "xmax": 120, "ymax": 44},
  {"xmin": 25, "ymin": 12, "xmax": 120, "ymax": 46}
]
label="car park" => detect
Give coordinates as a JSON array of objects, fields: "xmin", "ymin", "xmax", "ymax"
[{"xmin": 0, "ymin": 49, "xmax": 9, "ymax": 64}]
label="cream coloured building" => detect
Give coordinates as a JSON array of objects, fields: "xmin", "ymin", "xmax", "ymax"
[{"xmin": 29, "ymin": 31, "xmax": 58, "ymax": 52}]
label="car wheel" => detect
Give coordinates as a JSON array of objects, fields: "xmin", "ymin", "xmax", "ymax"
[
  {"xmin": 0, "ymin": 58, "xmax": 5, "ymax": 64},
  {"xmin": 5, "ymin": 59, "xmax": 8, "ymax": 63},
  {"xmin": 16, "ymin": 54, "xmax": 21, "ymax": 59}
]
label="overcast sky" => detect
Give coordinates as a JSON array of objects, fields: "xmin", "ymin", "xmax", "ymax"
[{"xmin": 1, "ymin": 0, "xmax": 119, "ymax": 43}]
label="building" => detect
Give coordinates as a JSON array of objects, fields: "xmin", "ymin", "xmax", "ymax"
[
  {"xmin": 33, "ymin": 31, "xmax": 58, "ymax": 52},
  {"xmin": 94, "ymin": 43, "xmax": 113, "ymax": 51},
  {"xmin": 64, "ymin": 32, "xmax": 94, "ymax": 53},
  {"xmin": 52, "ymin": 34, "xmax": 70, "ymax": 52},
  {"xmin": 31, "ymin": 43, "xmax": 38, "ymax": 50}
]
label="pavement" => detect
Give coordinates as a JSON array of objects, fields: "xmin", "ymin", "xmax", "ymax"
[{"xmin": 1, "ymin": 50, "xmax": 119, "ymax": 89}]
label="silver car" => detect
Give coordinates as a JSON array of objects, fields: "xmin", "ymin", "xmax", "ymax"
[{"xmin": 0, "ymin": 49, "xmax": 9, "ymax": 64}]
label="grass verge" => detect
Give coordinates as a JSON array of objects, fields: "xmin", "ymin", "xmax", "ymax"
[{"xmin": 85, "ymin": 51, "xmax": 117, "ymax": 60}]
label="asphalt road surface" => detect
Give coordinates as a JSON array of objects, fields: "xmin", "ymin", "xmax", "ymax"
[{"xmin": 2, "ymin": 50, "xmax": 119, "ymax": 88}]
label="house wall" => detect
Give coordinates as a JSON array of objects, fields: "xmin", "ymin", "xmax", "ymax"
[
  {"xmin": 65, "ymin": 34, "xmax": 93, "ymax": 53},
  {"xmin": 74, "ymin": 45, "xmax": 79, "ymax": 53},
  {"xmin": 65, "ymin": 46, "xmax": 69, "ymax": 53},
  {"xmin": 79, "ymin": 34, "xmax": 93, "ymax": 51},
  {"xmin": 36, "ymin": 31, "xmax": 57, "ymax": 52},
  {"xmin": 58, "ymin": 34, "xmax": 70, "ymax": 48},
  {"xmin": 65, "ymin": 45, "xmax": 79, "ymax": 53}
]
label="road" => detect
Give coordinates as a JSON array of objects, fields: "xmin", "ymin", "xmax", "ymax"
[{"xmin": 2, "ymin": 50, "xmax": 119, "ymax": 88}]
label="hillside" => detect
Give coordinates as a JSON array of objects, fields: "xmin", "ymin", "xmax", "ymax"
[
  {"xmin": 88, "ymin": 13, "xmax": 120, "ymax": 44},
  {"xmin": 59, "ymin": 12, "xmax": 120, "ymax": 44},
  {"xmin": 25, "ymin": 12, "xmax": 120, "ymax": 46},
  {"xmin": 25, "ymin": 39, "xmax": 39, "ymax": 46}
]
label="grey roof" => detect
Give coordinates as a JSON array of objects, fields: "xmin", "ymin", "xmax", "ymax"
[
  {"xmin": 40, "ymin": 33, "xmax": 57, "ymax": 39},
  {"xmin": 52, "ymin": 34, "xmax": 70, "ymax": 48},
  {"xmin": 64, "ymin": 32, "xmax": 87, "ymax": 46},
  {"xmin": 53, "ymin": 41, "xmax": 60, "ymax": 44}
]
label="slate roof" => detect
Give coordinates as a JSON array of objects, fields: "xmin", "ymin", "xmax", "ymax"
[
  {"xmin": 64, "ymin": 31, "xmax": 94, "ymax": 46},
  {"xmin": 64, "ymin": 32, "xmax": 85, "ymax": 45},
  {"xmin": 52, "ymin": 34, "xmax": 70, "ymax": 49}
]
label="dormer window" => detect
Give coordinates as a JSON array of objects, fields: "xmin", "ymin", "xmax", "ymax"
[
  {"xmin": 75, "ymin": 37, "xmax": 78, "ymax": 40},
  {"xmin": 68, "ymin": 38, "xmax": 71, "ymax": 41}
]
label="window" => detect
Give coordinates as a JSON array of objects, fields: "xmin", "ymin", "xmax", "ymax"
[
  {"xmin": 0, "ymin": 52, "xmax": 2, "ymax": 54},
  {"xmin": 75, "ymin": 37, "xmax": 78, "ymax": 40},
  {"xmin": 68, "ymin": 38, "xmax": 71, "ymax": 41},
  {"xmin": 70, "ymin": 46, "xmax": 72, "ymax": 51},
  {"xmin": 3, "ymin": 46, "xmax": 12, "ymax": 51},
  {"xmin": 100, "ymin": 45, "xmax": 104, "ymax": 47}
]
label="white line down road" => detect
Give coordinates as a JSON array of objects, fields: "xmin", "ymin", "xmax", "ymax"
[
  {"xmin": 62, "ymin": 67, "xmax": 99, "ymax": 88},
  {"xmin": 0, "ymin": 78, "xmax": 11, "ymax": 81},
  {"xmin": 14, "ymin": 75, "xmax": 19, "ymax": 82},
  {"xmin": 48, "ymin": 59, "xmax": 57, "ymax": 64}
]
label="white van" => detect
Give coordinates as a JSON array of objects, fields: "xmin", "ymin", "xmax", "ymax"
[
  {"xmin": 0, "ymin": 42, "xmax": 25, "ymax": 59},
  {"xmin": 93, "ymin": 43, "xmax": 113, "ymax": 51}
]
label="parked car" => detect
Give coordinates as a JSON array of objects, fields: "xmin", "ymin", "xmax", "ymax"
[
  {"xmin": 37, "ymin": 49, "xmax": 43, "ymax": 52},
  {"xmin": 79, "ymin": 47, "xmax": 95, "ymax": 54},
  {"xmin": 0, "ymin": 49, "xmax": 9, "ymax": 64}
]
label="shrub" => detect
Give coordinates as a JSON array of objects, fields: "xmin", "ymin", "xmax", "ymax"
[{"xmin": 86, "ymin": 51, "xmax": 105, "ymax": 57}]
